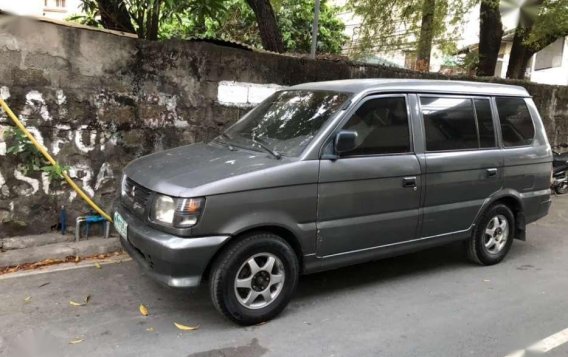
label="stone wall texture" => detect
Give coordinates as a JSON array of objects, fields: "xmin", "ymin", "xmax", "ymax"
[{"xmin": 1, "ymin": 15, "xmax": 567, "ymax": 238}]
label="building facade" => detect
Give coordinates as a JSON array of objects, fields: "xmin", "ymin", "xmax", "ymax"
[{"xmin": 0, "ymin": 0, "xmax": 82, "ymax": 21}]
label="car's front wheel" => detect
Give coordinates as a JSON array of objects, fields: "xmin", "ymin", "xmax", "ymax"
[{"xmin": 209, "ymin": 232, "xmax": 299, "ymax": 325}]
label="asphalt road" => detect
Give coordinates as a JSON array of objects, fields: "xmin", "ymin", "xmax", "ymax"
[{"xmin": 1, "ymin": 196, "xmax": 567, "ymax": 357}]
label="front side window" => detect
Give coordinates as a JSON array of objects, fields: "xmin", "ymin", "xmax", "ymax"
[
  {"xmin": 341, "ymin": 96, "xmax": 411, "ymax": 156},
  {"xmin": 421, "ymin": 97, "xmax": 479, "ymax": 151},
  {"xmin": 223, "ymin": 90, "xmax": 348, "ymax": 157},
  {"xmin": 496, "ymin": 97, "xmax": 535, "ymax": 147}
]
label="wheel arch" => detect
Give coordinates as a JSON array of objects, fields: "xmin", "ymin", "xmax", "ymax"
[
  {"xmin": 476, "ymin": 192, "xmax": 526, "ymax": 241},
  {"xmin": 202, "ymin": 225, "xmax": 305, "ymax": 282}
]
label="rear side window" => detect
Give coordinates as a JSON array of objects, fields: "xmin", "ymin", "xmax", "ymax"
[
  {"xmin": 474, "ymin": 98, "xmax": 496, "ymax": 148},
  {"xmin": 495, "ymin": 97, "xmax": 535, "ymax": 147},
  {"xmin": 421, "ymin": 97, "xmax": 479, "ymax": 151}
]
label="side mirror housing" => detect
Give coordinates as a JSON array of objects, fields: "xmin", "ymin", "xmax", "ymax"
[{"xmin": 334, "ymin": 130, "xmax": 358, "ymax": 154}]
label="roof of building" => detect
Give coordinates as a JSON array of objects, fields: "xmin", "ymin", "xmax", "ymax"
[{"xmin": 290, "ymin": 78, "xmax": 530, "ymax": 97}]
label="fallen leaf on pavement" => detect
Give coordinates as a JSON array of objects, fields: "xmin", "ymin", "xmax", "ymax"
[
  {"xmin": 24, "ymin": 296, "xmax": 31, "ymax": 303},
  {"xmin": 70, "ymin": 295, "xmax": 91, "ymax": 306},
  {"xmin": 38, "ymin": 282, "xmax": 50, "ymax": 288},
  {"xmin": 483, "ymin": 279, "xmax": 491, "ymax": 282},
  {"xmin": 146, "ymin": 327, "xmax": 155, "ymax": 332},
  {"xmin": 69, "ymin": 338, "xmax": 84, "ymax": 344},
  {"xmin": 95, "ymin": 262, "xmax": 101, "ymax": 269},
  {"xmin": 139, "ymin": 304, "xmax": 149, "ymax": 316},
  {"xmin": 174, "ymin": 322, "xmax": 199, "ymax": 331},
  {"xmin": 75, "ymin": 256, "xmax": 80, "ymax": 263}
]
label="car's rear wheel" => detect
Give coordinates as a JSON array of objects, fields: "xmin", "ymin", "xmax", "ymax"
[
  {"xmin": 209, "ymin": 232, "xmax": 299, "ymax": 325},
  {"xmin": 466, "ymin": 203, "xmax": 515, "ymax": 265}
]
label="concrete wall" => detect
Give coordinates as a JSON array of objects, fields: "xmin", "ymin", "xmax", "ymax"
[{"xmin": 0, "ymin": 16, "xmax": 567, "ymax": 238}]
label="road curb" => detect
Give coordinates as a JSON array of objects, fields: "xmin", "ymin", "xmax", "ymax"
[{"xmin": 0, "ymin": 238, "xmax": 122, "ymax": 268}]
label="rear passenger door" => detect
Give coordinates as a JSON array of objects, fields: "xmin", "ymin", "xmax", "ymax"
[{"xmin": 419, "ymin": 95, "xmax": 503, "ymax": 238}]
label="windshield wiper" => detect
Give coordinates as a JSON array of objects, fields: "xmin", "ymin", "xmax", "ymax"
[
  {"xmin": 251, "ymin": 137, "xmax": 281, "ymax": 160},
  {"xmin": 215, "ymin": 133, "xmax": 236, "ymax": 151}
]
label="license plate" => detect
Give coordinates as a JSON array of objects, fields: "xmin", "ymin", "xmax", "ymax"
[{"xmin": 114, "ymin": 211, "xmax": 128, "ymax": 239}]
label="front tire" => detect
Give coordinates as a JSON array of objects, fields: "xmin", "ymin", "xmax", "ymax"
[
  {"xmin": 466, "ymin": 204, "xmax": 515, "ymax": 265},
  {"xmin": 209, "ymin": 232, "xmax": 299, "ymax": 325}
]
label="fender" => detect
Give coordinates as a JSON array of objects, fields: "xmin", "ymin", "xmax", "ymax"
[{"xmin": 470, "ymin": 189, "xmax": 526, "ymax": 241}]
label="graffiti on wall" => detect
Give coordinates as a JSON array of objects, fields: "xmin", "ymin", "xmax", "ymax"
[{"xmin": 0, "ymin": 85, "xmax": 193, "ymax": 205}]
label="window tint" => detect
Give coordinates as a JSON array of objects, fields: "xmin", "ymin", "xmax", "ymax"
[
  {"xmin": 342, "ymin": 97, "xmax": 410, "ymax": 155},
  {"xmin": 496, "ymin": 97, "xmax": 535, "ymax": 147},
  {"xmin": 474, "ymin": 98, "xmax": 496, "ymax": 148},
  {"xmin": 421, "ymin": 97, "xmax": 478, "ymax": 151}
]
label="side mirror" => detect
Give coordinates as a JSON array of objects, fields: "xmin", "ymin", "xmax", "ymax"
[{"xmin": 334, "ymin": 130, "xmax": 358, "ymax": 154}]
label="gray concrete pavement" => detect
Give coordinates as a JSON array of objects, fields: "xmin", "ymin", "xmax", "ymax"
[{"xmin": 0, "ymin": 196, "xmax": 567, "ymax": 357}]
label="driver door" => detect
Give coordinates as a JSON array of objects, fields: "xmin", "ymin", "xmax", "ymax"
[{"xmin": 316, "ymin": 94, "xmax": 422, "ymax": 257}]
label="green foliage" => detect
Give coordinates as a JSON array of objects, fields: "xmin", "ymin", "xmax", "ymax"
[
  {"xmin": 524, "ymin": 0, "xmax": 568, "ymax": 51},
  {"xmin": 4, "ymin": 127, "xmax": 69, "ymax": 181},
  {"xmin": 160, "ymin": 0, "xmax": 347, "ymax": 54},
  {"xmin": 346, "ymin": 0, "xmax": 476, "ymax": 59},
  {"xmin": 68, "ymin": 0, "xmax": 226, "ymax": 39}
]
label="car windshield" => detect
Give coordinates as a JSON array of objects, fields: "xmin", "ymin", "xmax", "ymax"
[{"xmin": 221, "ymin": 90, "xmax": 349, "ymax": 157}]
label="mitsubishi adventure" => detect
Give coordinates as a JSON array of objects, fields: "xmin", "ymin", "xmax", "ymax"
[{"xmin": 115, "ymin": 79, "xmax": 552, "ymax": 325}]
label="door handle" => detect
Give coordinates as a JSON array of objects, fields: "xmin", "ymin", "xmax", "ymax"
[
  {"xmin": 402, "ymin": 177, "xmax": 417, "ymax": 188},
  {"xmin": 486, "ymin": 168, "xmax": 498, "ymax": 177}
]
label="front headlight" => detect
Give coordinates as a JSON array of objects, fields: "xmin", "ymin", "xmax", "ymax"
[{"xmin": 151, "ymin": 195, "xmax": 204, "ymax": 228}]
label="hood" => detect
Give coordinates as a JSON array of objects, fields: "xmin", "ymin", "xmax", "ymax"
[{"xmin": 124, "ymin": 143, "xmax": 300, "ymax": 197}]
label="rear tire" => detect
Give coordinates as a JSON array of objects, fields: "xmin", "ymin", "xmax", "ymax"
[
  {"xmin": 466, "ymin": 204, "xmax": 515, "ymax": 265},
  {"xmin": 209, "ymin": 232, "xmax": 299, "ymax": 325}
]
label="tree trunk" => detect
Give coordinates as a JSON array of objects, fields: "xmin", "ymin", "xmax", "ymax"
[
  {"xmin": 95, "ymin": 0, "xmax": 135, "ymax": 34},
  {"xmin": 144, "ymin": 0, "xmax": 161, "ymax": 40},
  {"xmin": 506, "ymin": 29, "xmax": 534, "ymax": 79},
  {"xmin": 477, "ymin": 0, "xmax": 503, "ymax": 77},
  {"xmin": 415, "ymin": 0, "xmax": 436, "ymax": 72},
  {"xmin": 245, "ymin": 0, "xmax": 285, "ymax": 53}
]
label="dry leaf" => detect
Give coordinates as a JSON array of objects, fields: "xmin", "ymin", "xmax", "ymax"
[
  {"xmin": 75, "ymin": 256, "xmax": 80, "ymax": 263},
  {"xmin": 69, "ymin": 338, "xmax": 84, "ymax": 344},
  {"xmin": 174, "ymin": 322, "xmax": 199, "ymax": 331},
  {"xmin": 95, "ymin": 262, "xmax": 101, "ymax": 269},
  {"xmin": 69, "ymin": 295, "xmax": 90, "ymax": 306},
  {"xmin": 139, "ymin": 304, "xmax": 149, "ymax": 316},
  {"xmin": 146, "ymin": 327, "xmax": 155, "ymax": 332},
  {"xmin": 24, "ymin": 296, "xmax": 31, "ymax": 303}
]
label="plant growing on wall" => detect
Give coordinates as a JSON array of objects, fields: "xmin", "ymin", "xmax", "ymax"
[{"xmin": 4, "ymin": 128, "xmax": 70, "ymax": 181}]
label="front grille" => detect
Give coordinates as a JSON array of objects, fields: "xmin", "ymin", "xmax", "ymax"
[{"xmin": 122, "ymin": 177, "xmax": 152, "ymax": 217}]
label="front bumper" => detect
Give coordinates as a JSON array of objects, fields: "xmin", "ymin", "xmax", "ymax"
[{"xmin": 116, "ymin": 205, "xmax": 230, "ymax": 288}]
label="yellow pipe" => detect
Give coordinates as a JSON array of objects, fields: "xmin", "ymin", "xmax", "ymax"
[{"xmin": 0, "ymin": 98, "xmax": 113, "ymax": 222}]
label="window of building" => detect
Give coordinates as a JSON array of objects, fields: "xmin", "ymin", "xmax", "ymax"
[
  {"xmin": 496, "ymin": 97, "xmax": 535, "ymax": 147},
  {"xmin": 534, "ymin": 38, "xmax": 564, "ymax": 70},
  {"xmin": 421, "ymin": 97, "xmax": 479, "ymax": 151},
  {"xmin": 342, "ymin": 96, "xmax": 411, "ymax": 156},
  {"xmin": 45, "ymin": 0, "xmax": 66, "ymax": 8}
]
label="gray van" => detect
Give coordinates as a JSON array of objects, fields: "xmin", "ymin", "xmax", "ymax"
[{"xmin": 115, "ymin": 79, "xmax": 552, "ymax": 325}]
